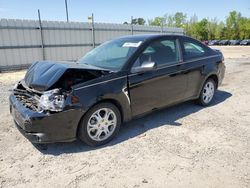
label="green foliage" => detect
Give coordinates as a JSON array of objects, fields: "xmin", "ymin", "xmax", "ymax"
[
  {"xmin": 207, "ymin": 18, "xmax": 218, "ymax": 40},
  {"xmin": 173, "ymin": 12, "xmax": 187, "ymax": 27},
  {"xmin": 148, "ymin": 11, "xmax": 250, "ymax": 40},
  {"xmin": 193, "ymin": 18, "xmax": 209, "ymax": 40},
  {"xmin": 131, "ymin": 18, "xmax": 146, "ymax": 25},
  {"xmin": 238, "ymin": 17, "xmax": 250, "ymax": 38},
  {"xmin": 148, "ymin": 17, "xmax": 165, "ymax": 26},
  {"xmin": 226, "ymin": 11, "xmax": 242, "ymax": 39},
  {"xmin": 163, "ymin": 12, "xmax": 187, "ymax": 27}
]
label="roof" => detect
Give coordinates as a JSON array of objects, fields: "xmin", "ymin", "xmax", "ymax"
[{"xmin": 116, "ymin": 34, "xmax": 184, "ymax": 41}]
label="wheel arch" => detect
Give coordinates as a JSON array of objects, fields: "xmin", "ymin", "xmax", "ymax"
[
  {"xmin": 76, "ymin": 98, "xmax": 125, "ymax": 137},
  {"xmin": 94, "ymin": 99, "xmax": 124, "ymax": 123},
  {"xmin": 207, "ymin": 74, "xmax": 219, "ymax": 89},
  {"xmin": 197, "ymin": 73, "xmax": 219, "ymax": 97}
]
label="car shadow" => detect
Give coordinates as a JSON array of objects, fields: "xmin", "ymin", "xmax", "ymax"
[{"xmin": 35, "ymin": 90, "xmax": 232, "ymax": 155}]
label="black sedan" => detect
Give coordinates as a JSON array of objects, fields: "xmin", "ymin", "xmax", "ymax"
[
  {"xmin": 240, "ymin": 39, "xmax": 250, "ymax": 45},
  {"xmin": 218, "ymin": 40, "xmax": 229, "ymax": 45},
  {"xmin": 208, "ymin": 40, "xmax": 221, "ymax": 46},
  {"xmin": 9, "ymin": 34, "xmax": 225, "ymax": 146},
  {"xmin": 229, "ymin": 40, "xmax": 242, "ymax": 45}
]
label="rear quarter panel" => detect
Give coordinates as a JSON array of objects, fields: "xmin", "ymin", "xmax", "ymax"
[{"xmin": 196, "ymin": 54, "xmax": 225, "ymax": 95}]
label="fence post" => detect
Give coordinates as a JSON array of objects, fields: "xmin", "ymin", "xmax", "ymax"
[
  {"xmin": 65, "ymin": 0, "xmax": 69, "ymax": 22},
  {"xmin": 131, "ymin": 16, "xmax": 133, "ymax": 35},
  {"xmin": 161, "ymin": 21, "xmax": 164, "ymax": 33},
  {"xmin": 38, "ymin": 9, "xmax": 45, "ymax": 60},
  {"xmin": 91, "ymin": 13, "xmax": 95, "ymax": 48}
]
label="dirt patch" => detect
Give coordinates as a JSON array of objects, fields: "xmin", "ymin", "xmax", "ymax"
[
  {"xmin": 211, "ymin": 46, "xmax": 250, "ymax": 59},
  {"xmin": 0, "ymin": 70, "xmax": 26, "ymax": 105},
  {"xmin": 0, "ymin": 47, "xmax": 250, "ymax": 188}
]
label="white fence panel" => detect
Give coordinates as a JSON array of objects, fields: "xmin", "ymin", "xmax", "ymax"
[{"xmin": 0, "ymin": 18, "xmax": 183, "ymax": 71}]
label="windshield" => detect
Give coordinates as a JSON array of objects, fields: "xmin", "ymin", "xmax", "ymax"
[{"xmin": 78, "ymin": 38, "xmax": 143, "ymax": 71}]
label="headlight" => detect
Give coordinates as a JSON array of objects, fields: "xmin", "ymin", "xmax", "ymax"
[{"xmin": 38, "ymin": 89, "xmax": 65, "ymax": 112}]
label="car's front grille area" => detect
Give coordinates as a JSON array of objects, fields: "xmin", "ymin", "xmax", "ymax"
[
  {"xmin": 12, "ymin": 83, "xmax": 41, "ymax": 112},
  {"xmin": 15, "ymin": 93, "xmax": 39, "ymax": 111}
]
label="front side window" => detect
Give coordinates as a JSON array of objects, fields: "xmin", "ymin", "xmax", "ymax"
[
  {"xmin": 182, "ymin": 39, "xmax": 206, "ymax": 60},
  {"xmin": 132, "ymin": 38, "xmax": 178, "ymax": 68},
  {"xmin": 78, "ymin": 38, "xmax": 143, "ymax": 71}
]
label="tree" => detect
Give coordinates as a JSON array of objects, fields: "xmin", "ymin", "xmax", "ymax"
[
  {"xmin": 217, "ymin": 22, "xmax": 227, "ymax": 39},
  {"xmin": 226, "ymin": 11, "xmax": 242, "ymax": 39},
  {"xmin": 162, "ymin": 12, "xmax": 187, "ymax": 28},
  {"xmin": 147, "ymin": 10, "xmax": 249, "ymax": 40},
  {"xmin": 245, "ymin": 18, "xmax": 250, "ymax": 38},
  {"xmin": 238, "ymin": 17, "xmax": 250, "ymax": 39},
  {"xmin": 164, "ymin": 14, "xmax": 174, "ymax": 27},
  {"xmin": 173, "ymin": 12, "xmax": 187, "ymax": 28},
  {"xmin": 195, "ymin": 18, "xmax": 209, "ymax": 40},
  {"xmin": 149, "ymin": 12, "xmax": 187, "ymax": 28},
  {"xmin": 207, "ymin": 18, "xmax": 218, "ymax": 40},
  {"xmin": 149, "ymin": 17, "xmax": 165, "ymax": 26},
  {"xmin": 131, "ymin": 18, "xmax": 146, "ymax": 25},
  {"xmin": 185, "ymin": 14, "xmax": 198, "ymax": 37}
]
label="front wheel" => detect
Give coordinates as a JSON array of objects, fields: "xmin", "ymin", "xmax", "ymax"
[
  {"xmin": 196, "ymin": 78, "xmax": 216, "ymax": 106},
  {"xmin": 78, "ymin": 102, "xmax": 121, "ymax": 146}
]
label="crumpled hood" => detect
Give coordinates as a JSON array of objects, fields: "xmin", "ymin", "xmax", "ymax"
[{"xmin": 24, "ymin": 61, "xmax": 106, "ymax": 92}]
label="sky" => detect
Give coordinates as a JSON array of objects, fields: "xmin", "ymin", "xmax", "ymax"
[{"xmin": 0, "ymin": 0, "xmax": 250, "ymax": 23}]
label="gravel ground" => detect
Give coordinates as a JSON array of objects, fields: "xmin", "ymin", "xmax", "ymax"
[{"xmin": 0, "ymin": 46, "xmax": 250, "ymax": 188}]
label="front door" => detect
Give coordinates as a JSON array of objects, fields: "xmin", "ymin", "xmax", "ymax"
[{"xmin": 128, "ymin": 37, "xmax": 188, "ymax": 116}]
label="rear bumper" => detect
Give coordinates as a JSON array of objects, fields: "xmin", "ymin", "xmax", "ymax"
[{"xmin": 9, "ymin": 94, "xmax": 83, "ymax": 143}]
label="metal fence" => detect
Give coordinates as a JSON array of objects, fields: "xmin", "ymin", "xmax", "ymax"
[{"xmin": 0, "ymin": 18, "xmax": 184, "ymax": 71}]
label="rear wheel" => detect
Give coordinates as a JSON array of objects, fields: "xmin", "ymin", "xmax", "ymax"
[
  {"xmin": 196, "ymin": 78, "xmax": 216, "ymax": 106},
  {"xmin": 78, "ymin": 102, "xmax": 121, "ymax": 146}
]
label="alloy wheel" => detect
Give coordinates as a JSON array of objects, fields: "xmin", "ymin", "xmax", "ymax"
[
  {"xmin": 87, "ymin": 108, "xmax": 117, "ymax": 141},
  {"xmin": 202, "ymin": 81, "xmax": 215, "ymax": 104}
]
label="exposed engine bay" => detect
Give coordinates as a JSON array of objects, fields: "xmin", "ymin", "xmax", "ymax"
[
  {"xmin": 13, "ymin": 68, "xmax": 110, "ymax": 113},
  {"xmin": 53, "ymin": 69, "xmax": 107, "ymax": 91}
]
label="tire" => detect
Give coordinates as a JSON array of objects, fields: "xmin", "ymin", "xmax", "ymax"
[
  {"xmin": 196, "ymin": 78, "xmax": 216, "ymax": 106},
  {"xmin": 78, "ymin": 102, "xmax": 121, "ymax": 146}
]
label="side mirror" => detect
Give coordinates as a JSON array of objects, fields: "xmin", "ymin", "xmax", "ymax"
[{"xmin": 131, "ymin": 61, "xmax": 156, "ymax": 73}]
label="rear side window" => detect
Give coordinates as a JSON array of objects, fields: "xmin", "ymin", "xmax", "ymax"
[{"xmin": 181, "ymin": 38, "xmax": 207, "ymax": 61}]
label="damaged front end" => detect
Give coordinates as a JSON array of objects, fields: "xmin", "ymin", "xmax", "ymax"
[
  {"xmin": 38, "ymin": 89, "xmax": 65, "ymax": 112},
  {"xmin": 13, "ymin": 61, "xmax": 110, "ymax": 114},
  {"xmin": 9, "ymin": 60, "xmax": 111, "ymax": 143},
  {"xmin": 13, "ymin": 82, "xmax": 68, "ymax": 113}
]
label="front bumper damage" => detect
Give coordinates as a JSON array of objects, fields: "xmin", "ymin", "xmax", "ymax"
[{"xmin": 9, "ymin": 92, "xmax": 83, "ymax": 143}]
